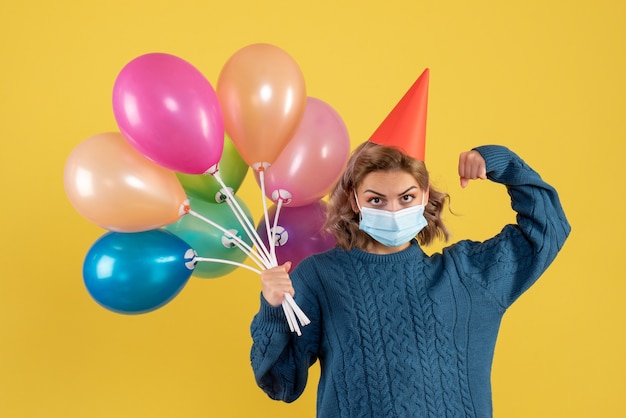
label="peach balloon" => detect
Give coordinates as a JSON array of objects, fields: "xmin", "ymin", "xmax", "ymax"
[
  {"xmin": 64, "ymin": 132, "xmax": 189, "ymax": 232},
  {"xmin": 217, "ymin": 43, "xmax": 306, "ymax": 169}
]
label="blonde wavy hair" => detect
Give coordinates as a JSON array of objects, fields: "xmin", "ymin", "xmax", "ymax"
[{"xmin": 324, "ymin": 142, "xmax": 450, "ymax": 250}]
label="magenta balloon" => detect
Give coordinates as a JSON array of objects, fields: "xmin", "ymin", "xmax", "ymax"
[
  {"xmin": 113, "ymin": 53, "xmax": 224, "ymax": 174},
  {"xmin": 256, "ymin": 200, "xmax": 336, "ymax": 268},
  {"xmin": 259, "ymin": 97, "xmax": 350, "ymax": 207}
]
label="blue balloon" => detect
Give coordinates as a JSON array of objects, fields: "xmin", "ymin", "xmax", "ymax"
[{"xmin": 83, "ymin": 229, "xmax": 195, "ymax": 314}]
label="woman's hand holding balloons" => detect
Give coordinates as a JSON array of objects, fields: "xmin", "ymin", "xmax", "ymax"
[{"xmin": 261, "ymin": 262, "xmax": 294, "ymax": 307}]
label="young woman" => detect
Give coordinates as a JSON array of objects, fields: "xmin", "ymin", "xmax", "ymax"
[{"xmin": 250, "ymin": 142, "xmax": 570, "ymax": 417}]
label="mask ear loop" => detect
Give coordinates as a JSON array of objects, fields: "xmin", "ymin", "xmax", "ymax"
[
  {"xmin": 353, "ymin": 189, "xmax": 362, "ymax": 210},
  {"xmin": 353, "ymin": 189, "xmax": 364, "ymax": 222}
]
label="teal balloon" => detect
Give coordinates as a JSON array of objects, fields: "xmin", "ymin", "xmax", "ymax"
[
  {"xmin": 83, "ymin": 229, "xmax": 194, "ymax": 314},
  {"xmin": 176, "ymin": 134, "xmax": 249, "ymax": 203},
  {"xmin": 166, "ymin": 195, "xmax": 253, "ymax": 278}
]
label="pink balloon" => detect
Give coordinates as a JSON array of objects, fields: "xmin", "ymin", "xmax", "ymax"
[
  {"xmin": 256, "ymin": 200, "xmax": 336, "ymax": 268},
  {"xmin": 258, "ymin": 97, "xmax": 350, "ymax": 207},
  {"xmin": 113, "ymin": 53, "xmax": 224, "ymax": 174}
]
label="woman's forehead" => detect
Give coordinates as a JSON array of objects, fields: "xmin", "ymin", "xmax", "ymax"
[{"xmin": 358, "ymin": 170, "xmax": 420, "ymax": 193}]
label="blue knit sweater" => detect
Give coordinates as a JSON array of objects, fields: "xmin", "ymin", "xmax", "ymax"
[{"xmin": 250, "ymin": 145, "xmax": 570, "ymax": 417}]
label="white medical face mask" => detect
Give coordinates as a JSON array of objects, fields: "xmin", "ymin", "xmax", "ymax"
[{"xmin": 355, "ymin": 190, "xmax": 428, "ymax": 247}]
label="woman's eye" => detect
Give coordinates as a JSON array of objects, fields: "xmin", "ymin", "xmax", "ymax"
[
  {"xmin": 368, "ymin": 197, "xmax": 382, "ymax": 205},
  {"xmin": 402, "ymin": 195, "xmax": 415, "ymax": 202}
]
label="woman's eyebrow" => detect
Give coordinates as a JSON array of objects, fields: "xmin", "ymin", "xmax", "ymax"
[
  {"xmin": 363, "ymin": 185, "xmax": 418, "ymax": 197},
  {"xmin": 398, "ymin": 186, "xmax": 418, "ymax": 196},
  {"xmin": 363, "ymin": 189, "xmax": 384, "ymax": 196}
]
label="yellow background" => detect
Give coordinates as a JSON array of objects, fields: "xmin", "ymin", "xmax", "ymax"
[{"xmin": 1, "ymin": 0, "xmax": 624, "ymax": 417}]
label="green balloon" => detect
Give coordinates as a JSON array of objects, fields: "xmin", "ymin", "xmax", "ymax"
[
  {"xmin": 165, "ymin": 195, "xmax": 254, "ymax": 278},
  {"xmin": 176, "ymin": 134, "xmax": 249, "ymax": 203}
]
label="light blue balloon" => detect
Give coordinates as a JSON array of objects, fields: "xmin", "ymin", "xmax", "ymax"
[{"xmin": 83, "ymin": 229, "xmax": 195, "ymax": 314}]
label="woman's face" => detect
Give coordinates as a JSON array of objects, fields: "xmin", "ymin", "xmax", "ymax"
[
  {"xmin": 352, "ymin": 169, "xmax": 428, "ymax": 254},
  {"xmin": 354, "ymin": 169, "xmax": 428, "ymax": 213}
]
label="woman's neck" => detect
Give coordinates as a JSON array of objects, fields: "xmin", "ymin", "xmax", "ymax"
[{"xmin": 363, "ymin": 240, "xmax": 411, "ymax": 255}]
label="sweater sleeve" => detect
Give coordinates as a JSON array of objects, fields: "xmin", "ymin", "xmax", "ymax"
[
  {"xmin": 249, "ymin": 260, "xmax": 321, "ymax": 402},
  {"xmin": 445, "ymin": 145, "xmax": 571, "ymax": 309}
]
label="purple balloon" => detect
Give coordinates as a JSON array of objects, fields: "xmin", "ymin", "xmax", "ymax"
[
  {"xmin": 257, "ymin": 200, "xmax": 336, "ymax": 268},
  {"xmin": 113, "ymin": 53, "xmax": 224, "ymax": 174}
]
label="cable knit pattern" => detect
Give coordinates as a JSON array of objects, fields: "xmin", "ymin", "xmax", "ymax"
[{"xmin": 250, "ymin": 146, "xmax": 571, "ymax": 417}]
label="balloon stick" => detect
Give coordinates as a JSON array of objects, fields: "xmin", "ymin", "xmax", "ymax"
[
  {"xmin": 270, "ymin": 198, "xmax": 285, "ymax": 263},
  {"xmin": 209, "ymin": 169, "xmax": 310, "ymax": 336},
  {"xmin": 222, "ymin": 197, "xmax": 272, "ymax": 267},
  {"xmin": 282, "ymin": 299, "xmax": 300, "ymax": 335},
  {"xmin": 212, "ymin": 171, "xmax": 273, "ymax": 266},
  {"xmin": 194, "ymin": 257, "xmax": 262, "ymax": 275},
  {"xmin": 257, "ymin": 169, "xmax": 277, "ymax": 265},
  {"xmin": 284, "ymin": 293, "xmax": 311, "ymax": 325},
  {"xmin": 187, "ymin": 209, "xmax": 266, "ymax": 270}
]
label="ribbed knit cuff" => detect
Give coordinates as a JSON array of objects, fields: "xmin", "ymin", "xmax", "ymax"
[
  {"xmin": 255, "ymin": 293, "xmax": 292, "ymax": 333},
  {"xmin": 473, "ymin": 145, "xmax": 511, "ymax": 179}
]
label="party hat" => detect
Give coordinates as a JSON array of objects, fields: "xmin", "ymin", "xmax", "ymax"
[{"xmin": 368, "ymin": 68, "xmax": 429, "ymax": 161}]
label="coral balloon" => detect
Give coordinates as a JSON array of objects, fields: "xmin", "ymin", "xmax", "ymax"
[
  {"xmin": 217, "ymin": 43, "xmax": 306, "ymax": 169},
  {"xmin": 257, "ymin": 97, "xmax": 350, "ymax": 207},
  {"xmin": 166, "ymin": 195, "xmax": 253, "ymax": 278},
  {"xmin": 63, "ymin": 132, "xmax": 188, "ymax": 232},
  {"xmin": 176, "ymin": 134, "xmax": 249, "ymax": 204},
  {"xmin": 83, "ymin": 229, "xmax": 194, "ymax": 314},
  {"xmin": 257, "ymin": 200, "xmax": 336, "ymax": 268},
  {"xmin": 113, "ymin": 53, "xmax": 224, "ymax": 174}
]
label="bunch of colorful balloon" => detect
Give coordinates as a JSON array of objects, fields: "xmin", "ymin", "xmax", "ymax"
[{"xmin": 63, "ymin": 44, "xmax": 350, "ymax": 335}]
